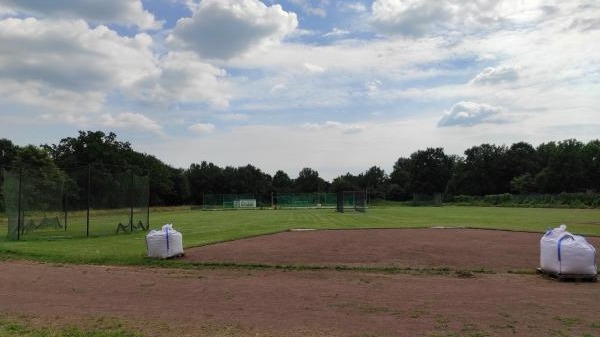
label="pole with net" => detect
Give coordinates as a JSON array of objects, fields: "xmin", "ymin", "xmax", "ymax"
[
  {"xmin": 63, "ymin": 192, "xmax": 67, "ymax": 232},
  {"xmin": 86, "ymin": 164, "xmax": 90, "ymax": 237},
  {"xmin": 129, "ymin": 171, "xmax": 134, "ymax": 233},
  {"xmin": 16, "ymin": 167, "xmax": 22, "ymax": 241},
  {"xmin": 146, "ymin": 172, "xmax": 150, "ymax": 230}
]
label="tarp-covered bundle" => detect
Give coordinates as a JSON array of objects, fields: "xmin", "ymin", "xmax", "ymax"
[
  {"xmin": 540, "ymin": 224, "xmax": 597, "ymax": 276},
  {"xmin": 146, "ymin": 223, "xmax": 184, "ymax": 258}
]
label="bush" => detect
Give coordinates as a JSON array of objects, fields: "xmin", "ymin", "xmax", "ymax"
[{"xmin": 445, "ymin": 192, "xmax": 600, "ymax": 209}]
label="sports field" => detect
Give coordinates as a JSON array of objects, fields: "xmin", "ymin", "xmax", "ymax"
[{"xmin": 1, "ymin": 206, "xmax": 599, "ymax": 336}]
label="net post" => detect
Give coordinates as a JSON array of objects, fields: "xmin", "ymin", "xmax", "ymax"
[
  {"xmin": 146, "ymin": 172, "xmax": 150, "ymax": 231},
  {"xmin": 16, "ymin": 166, "xmax": 22, "ymax": 241},
  {"xmin": 63, "ymin": 192, "xmax": 68, "ymax": 232},
  {"xmin": 86, "ymin": 164, "xmax": 90, "ymax": 237},
  {"xmin": 129, "ymin": 170, "xmax": 134, "ymax": 234}
]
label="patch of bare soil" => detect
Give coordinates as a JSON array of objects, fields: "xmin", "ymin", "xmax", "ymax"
[
  {"xmin": 184, "ymin": 228, "xmax": 600, "ymax": 272},
  {"xmin": 1, "ymin": 229, "xmax": 599, "ymax": 337}
]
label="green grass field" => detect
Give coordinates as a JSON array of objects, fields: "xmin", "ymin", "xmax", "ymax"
[{"xmin": 1, "ymin": 205, "xmax": 599, "ymax": 266}]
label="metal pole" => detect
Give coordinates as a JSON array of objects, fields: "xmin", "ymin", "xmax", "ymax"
[
  {"xmin": 129, "ymin": 171, "xmax": 134, "ymax": 233},
  {"xmin": 86, "ymin": 164, "xmax": 90, "ymax": 237},
  {"xmin": 146, "ymin": 173, "xmax": 150, "ymax": 230},
  {"xmin": 63, "ymin": 192, "xmax": 68, "ymax": 232},
  {"xmin": 16, "ymin": 167, "xmax": 22, "ymax": 241}
]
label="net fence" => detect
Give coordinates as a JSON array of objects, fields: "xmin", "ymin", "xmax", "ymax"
[
  {"xmin": 201, "ymin": 192, "xmax": 338, "ymax": 209},
  {"xmin": 275, "ymin": 193, "xmax": 337, "ymax": 209},
  {"xmin": 2, "ymin": 165, "xmax": 149, "ymax": 240},
  {"xmin": 336, "ymin": 191, "xmax": 367, "ymax": 213}
]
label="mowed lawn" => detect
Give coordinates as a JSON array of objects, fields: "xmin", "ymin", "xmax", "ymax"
[{"xmin": 0, "ymin": 205, "xmax": 599, "ymax": 265}]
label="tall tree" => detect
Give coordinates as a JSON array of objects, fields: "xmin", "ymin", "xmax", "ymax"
[
  {"xmin": 582, "ymin": 140, "xmax": 600, "ymax": 191},
  {"xmin": 294, "ymin": 167, "xmax": 328, "ymax": 193},
  {"xmin": 0, "ymin": 138, "xmax": 18, "ymax": 170},
  {"xmin": 456, "ymin": 144, "xmax": 508, "ymax": 195},
  {"xmin": 331, "ymin": 173, "xmax": 360, "ymax": 192},
  {"xmin": 361, "ymin": 166, "xmax": 389, "ymax": 200},
  {"xmin": 388, "ymin": 157, "xmax": 411, "ymax": 200},
  {"xmin": 44, "ymin": 131, "xmax": 134, "ymax": 170},
  {"xmin": 407, "ymin": 148, "xmax": 454, "ymax": 195},
  {"xmin": 186, "ymin": 161, "xmax": 223, "ymax": 204},
  {"xmin": 272, "ymin": 170, "xmax": 293, "ymax": 192},
  {"xmin": 505, "ymin": 142, "xmax": 540, "ymax": 194},
  {"xmin": 536, "ymin": 139, "xmax": 586, "ymax": 193}
]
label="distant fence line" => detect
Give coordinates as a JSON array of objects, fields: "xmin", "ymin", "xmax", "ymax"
[{"xmin": 201, "ymin": 192, "xmax": 367, "ymax": 210}]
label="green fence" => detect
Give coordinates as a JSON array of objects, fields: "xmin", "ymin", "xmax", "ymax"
[
  {"xmin": 202, "ymin": 193, "xmax": 268, "ymax": 209},
  {"xmin": 201, "ymin": 192, "xmax": 339, "ymax": 209},
  {"xmin": 275, "ymin": 193, "xmax": 337, "ymax": 208},
  {"xmin": 2, "ymin": 165, "xmax": 149, "ymax": 240}
]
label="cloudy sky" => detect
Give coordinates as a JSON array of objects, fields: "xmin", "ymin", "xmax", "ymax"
[{"xmin": 1, "ymin": 0, "xmax": 599, "ymax": 180}]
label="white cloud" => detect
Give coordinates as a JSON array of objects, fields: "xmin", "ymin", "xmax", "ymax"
[
  {"xmin": 167, "ymin": 0, "xmax": 298, "ymax": 60},
  {"xmin": 0, "ymin": 79, "xmax": 106, "ymax": 114},
  {"xmin": 220, "ymin": 113, "xmax": 248, "ymax": 121},
  {"xmin": 303, "ymin": 62, "xmax": 326, "ymax": 73},
  {"xmin": 365, "ymin": 80, "xmax": 382, "ymax": 93},
  {"xmin": 130, "ymin": 51, "xmax": 231, "ymax": 108},
  {"xmin": 323, "ymin": 27, "xmax": 350, "ymax": 38},
  {"xmin": 0, "ymin": 0, "xmax": 161, "ymax": 30},
  {"xmin": 188, "ymin": 123, "xmax": 216, "ymax": 134},
  {"xmin": 340, "ymin": 2, "xmax": 368, "ymax": 13},
  {"xmin": 99, "ymin": 112, "xmax": 162, "ymax": 132},
  {"xmin": 370, "ymin": 0, "xmax": 455, "ymax": 37},
  {"xmin": 0, "ymin": 18, "xmax": 155, "ymax": 89},
  {"xmin": 438, "ymin": 101, "xmax": 507, "ymax": 127},
  {"xmin": 369, "ymin": 0, "xmax": 561, "ymax": 38},
  {"xmin": 288, "ymin": 0, "xmax": 328, "ymax": 18},
  {"xmin": 223, "ymin": 36, "xmax": 457, "ymax": 111},
  {"xmin": 302, "ymin": 121, "xmax": 366, "ymax": 134},
  {"xmin": 470, "ymin": 66, "xmax": 520, "ymax": 85},
  {"xmin": 0, "ymin": 18, "xmax": 156, "ymax": 112}
]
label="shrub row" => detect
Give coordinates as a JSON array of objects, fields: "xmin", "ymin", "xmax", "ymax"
[{"xmin": 447, "ymin": 193, "xmax": 600, "ymax": 208}]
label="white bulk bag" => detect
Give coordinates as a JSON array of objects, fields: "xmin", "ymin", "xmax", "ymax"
[
  {"xmin": 146, "ymin": 223, "xmax": 184, "ymax": 258},
  {"xmin": 540, "ymin": 224, "xmax": 597, "ymax": 276}
]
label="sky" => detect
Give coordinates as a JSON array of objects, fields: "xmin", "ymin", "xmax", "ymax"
[{"xmin": 0, "ymin": 0, "xmax": 599, "ymax": 180}]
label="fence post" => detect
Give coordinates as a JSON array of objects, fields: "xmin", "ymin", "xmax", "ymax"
[
  {"xmin": 129, "ymin": 171, "xmax": 134, "ymax": 233},
  {"xmin": 63, "ymin": 192, "xmax": 68, "ymax": 232},
  {"xmin": 86, "ymin": 164, "xmax": 90, "ymax": 237},
  {"xmin": 146, "ymin": 172, "xmax": 150, "ymax": 230},
  {"xmin": 16, "ymin": 166, "xmax": 22, "ymax": 241}
]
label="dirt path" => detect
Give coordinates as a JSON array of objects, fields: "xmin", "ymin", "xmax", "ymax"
[{"xmin": 1, "ymin": 229, "xmax": 599, "ymax": 337}]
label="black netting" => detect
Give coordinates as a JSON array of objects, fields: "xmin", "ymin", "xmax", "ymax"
[
  {"xmin": 2, "ymin": 165, "xmax": 149, "ymax": 240},
  {"xmin": 336, "ymin": 191, "xmax": 367, "ymax": 213}
]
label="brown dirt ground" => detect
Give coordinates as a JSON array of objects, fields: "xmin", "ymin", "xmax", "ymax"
[{"xmin": 1, "ymin": 228, "xmax": 599, "ymax": 337}]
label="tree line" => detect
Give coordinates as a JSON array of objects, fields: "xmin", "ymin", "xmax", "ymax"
[{"xmin": 1, "ymin": 131, "xmax": 599, "ymax": 208}]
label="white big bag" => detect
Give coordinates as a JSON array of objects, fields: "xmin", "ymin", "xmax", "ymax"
[
  {"xmin": 540, "ymin": 224, "xmax": 597, "ymax": 276},
  {"xmin": 146, "ymin": 223, "xmax": 184, "ymax": 258}
]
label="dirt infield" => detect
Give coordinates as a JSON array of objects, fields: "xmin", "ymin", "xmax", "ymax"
[
  {"xmin": 184, "ymin": 227, "xmax": 600, "ymax": 272},
  {"xmin": 1, "ymin": 228, "xmax": 599, "ymax": 337}
]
